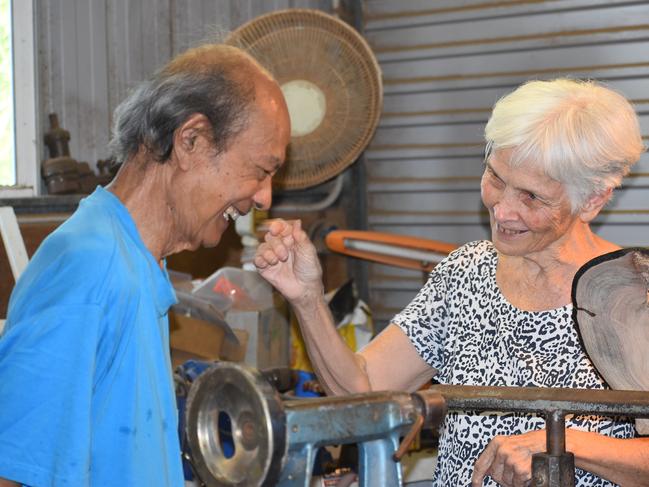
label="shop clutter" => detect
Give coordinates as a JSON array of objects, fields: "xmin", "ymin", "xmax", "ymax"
[{"xmin": 41, "ymin": 113, "xmax": 115, "ymax": 194}]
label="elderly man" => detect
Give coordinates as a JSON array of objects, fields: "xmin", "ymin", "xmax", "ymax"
[{"xmin": 0, "ymin": 44, "xmax": 290, "ymax": 486}]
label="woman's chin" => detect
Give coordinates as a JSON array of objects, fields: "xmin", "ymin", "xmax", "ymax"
[{"xmin": 492, "ymin": 232, "xmax": 529, "ymax": 255}]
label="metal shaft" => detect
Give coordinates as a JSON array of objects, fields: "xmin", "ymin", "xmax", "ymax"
[
  {"xmin": 547, "ymin": 410, "xmax": 566, "ymax": 456},
  {"xmin": 419, "ymin": 385, "xmax": 649, "ymax": 487},
  {"xmin": 422, "ymin": 384, "xmax": 649, "ymax": 417}
]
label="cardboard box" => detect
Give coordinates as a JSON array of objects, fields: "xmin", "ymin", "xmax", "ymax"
[
  {"xmin": 169, "ymin": 312, "xmax": 225, "ymax": 358},
  {"xmin": 169, "ymin": 312, "xmax": 223, "ymax": 369},
  {"xmin": 225, "ymin": 307, "xmax": 289, "ymax": 369},
  {"xmin": 169, "ymin": 311, "xmax": 247, "ymax": 369},
  {"xmin": 168, "ymin": 268, "xmax": 290, "ymax": 370}
]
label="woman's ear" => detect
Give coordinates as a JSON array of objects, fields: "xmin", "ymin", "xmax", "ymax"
[
  {"xmin": 579, "ymin": 187, "xmax": 613, "ymax": 223},
  {"xmin": 172, "ymin": 113, "xmax": 211, "ymax": 171}
]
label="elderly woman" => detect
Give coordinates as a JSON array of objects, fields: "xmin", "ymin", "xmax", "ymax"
[{"xmin": 255, "ymin": 79, "xmax": 648, "ymax": 487}]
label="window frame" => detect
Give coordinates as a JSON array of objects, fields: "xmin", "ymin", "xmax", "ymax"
[{"xmin": 0, "ymin": 0, "xmax": 38, "ymax": 198}]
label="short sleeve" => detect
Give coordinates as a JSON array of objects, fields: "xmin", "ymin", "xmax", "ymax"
[
  {"xmin": 0, "ymin": 303, "xmax": 102, "ymax": 486},
  {"xmin": 392, "ymin": 261, "xmax": 451, "ymax": 370}
]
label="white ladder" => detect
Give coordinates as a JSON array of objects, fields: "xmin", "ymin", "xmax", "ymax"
[{"xmin": 0, "ymin": 207, "xmax": 28, "ymax": 333}]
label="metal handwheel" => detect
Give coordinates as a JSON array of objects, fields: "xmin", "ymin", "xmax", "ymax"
[{"xmin": 184, "ymin": 362, "xmax": 286, "ymax": 486}]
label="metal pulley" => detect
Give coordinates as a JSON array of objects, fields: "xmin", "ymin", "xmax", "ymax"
[{"xmin": 184, "ymin": 362, "xmax": 286, "ymax": 486}]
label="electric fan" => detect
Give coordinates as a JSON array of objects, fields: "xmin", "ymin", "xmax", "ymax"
[{"xmin": 226, "ymin": 9, "xmax": 382, "ymax": 190}]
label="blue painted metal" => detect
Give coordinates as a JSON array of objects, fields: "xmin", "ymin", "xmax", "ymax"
[
  {"xmin": 185, "ymin": 363, "xmax": 649, "ymax": 487},
  {"xmin": 277, "ymin": 392, "xmax": 418, "ymax": 486}
]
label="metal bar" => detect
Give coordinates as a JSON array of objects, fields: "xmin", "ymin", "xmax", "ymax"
[
  {"xmin": 423, "ymin": 385, "xmax": 649, "ymax": 417},
  {"xmin": 344, "ymin": 238, "xmax": 449, "ymax": 264},
  {"xmin": 342, "ymin": 0, "xmax": 370, "ymax": 305},
  {"xmin": 547, "ymin": 410, "xmax": 566, "ymax": 456}
]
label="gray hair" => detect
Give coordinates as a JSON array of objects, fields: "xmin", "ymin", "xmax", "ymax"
[
  {"xmin": 484, "ymin": 78, "xmax": 645, "ymax": 211},
  {"xmin": 108, "ymin": 45, "xmax": 257, "ymax": 164}
]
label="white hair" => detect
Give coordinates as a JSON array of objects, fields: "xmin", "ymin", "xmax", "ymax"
[{"xmin": 484, "ymin": 78, "xmax": 645, "ymax": 211}]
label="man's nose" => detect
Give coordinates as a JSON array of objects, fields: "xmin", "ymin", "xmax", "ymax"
[{"xmin": 253, "ymin": 178, "xmax": 272, "ymax": 211}]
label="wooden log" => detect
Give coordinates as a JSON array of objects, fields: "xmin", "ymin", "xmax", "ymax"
[{"xmin": 572, "ymin": 248, "xmax": 649, "ymax": 434}]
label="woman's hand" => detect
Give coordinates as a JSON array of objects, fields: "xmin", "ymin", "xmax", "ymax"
[
  {"xmin": 254, "ymin": 219, "xmax": 324, "ymax": 305},
  {"xmin": 471, "ymin": 429, "xmax": 546, "ymax": 487}
]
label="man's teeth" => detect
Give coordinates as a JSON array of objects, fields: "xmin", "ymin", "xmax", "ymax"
[{"xmin": 223, "ymin": 206, "xmax": 240, "ymax": 221}]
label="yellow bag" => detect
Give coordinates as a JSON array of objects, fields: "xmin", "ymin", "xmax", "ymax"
[{"xmin": 291, "ymin": 291, "xmax": 373, "ymax": 373}]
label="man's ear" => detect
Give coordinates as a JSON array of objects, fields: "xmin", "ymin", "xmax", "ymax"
[
  {"xmin": 579, "ymin": 187, "xmax": 612, "ymax": 223},
  {"xmin": 172, "ymin": 113, "xmax": 211, "ymax": 171}
]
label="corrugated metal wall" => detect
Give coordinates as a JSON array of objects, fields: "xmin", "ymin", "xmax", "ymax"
[
  {"xmin": 363, "ymin": 0, "xmax": 649, "ymax": 327},
  {"xmin": 36, "ymin": 0, "xmax": 331, "ymax": 173}
]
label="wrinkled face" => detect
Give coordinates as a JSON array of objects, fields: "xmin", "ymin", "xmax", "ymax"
[
  {"xmin": 175, "ymin": 82, "xmax": 290, "ymax": 250},
  {"xmin": 480, "ymin": 148, "xmax": 577, "ymax": 257}
]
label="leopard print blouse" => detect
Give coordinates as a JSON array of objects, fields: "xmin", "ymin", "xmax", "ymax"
[{"xmin": 393, "ymin": 240, "xmax": 635, "ymax": 487}]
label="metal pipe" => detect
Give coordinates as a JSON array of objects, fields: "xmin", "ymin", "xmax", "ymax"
[
  {"xmin": 421, "ymin": 385, "xmax": 649, "ymax": 487},
  {"xmin": 423, "ymin": 384, "xmax": 649, "ymax": 418},
  {"xmin": 547, "ymin": 410, "xmax": 566, "ymax": 456},
  {"xmin": 271, "ymin": 174, "xmax": 344, "ymax": 213},
  {"xmin": 343, "ymin": 238, "xmax": 449, "ymax": 265}
]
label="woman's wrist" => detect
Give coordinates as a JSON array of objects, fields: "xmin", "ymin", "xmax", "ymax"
[{"xmin": 290, "ymin": 284, "xmax": 326, "ymax": 310}]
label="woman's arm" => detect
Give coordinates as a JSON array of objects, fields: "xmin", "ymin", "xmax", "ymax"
[
  {"xmin": 472, "ymin": 428, "xmax": 649, "ymax": 487},
  {"xmin": 570, "ymin": 432, "xmax": 649, "ymax": 487},
  {"xmin": 255, "ymin": 219, "xmax": 436, "ymax": 395}
]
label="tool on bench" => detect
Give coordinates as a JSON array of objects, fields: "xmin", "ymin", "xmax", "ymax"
[{"xmin": 184, "ymin": 362, "xmax": 649, "ymax": 487}]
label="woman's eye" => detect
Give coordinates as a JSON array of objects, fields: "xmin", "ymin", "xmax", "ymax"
[
  {"xmin": 487, "ymin": 171, "xmax": 504, "ymax": 188},
  {"xmin": 523, "ymin": 192, "xmax": 545, "ymax": 206}
]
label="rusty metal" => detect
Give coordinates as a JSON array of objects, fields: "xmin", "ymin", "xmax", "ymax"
[
  {"xmin": 392, "ymin": 412, "xmax": 424, "ymax": 461},
  {"xmin": 43, "ymin": 113, "xmax": 72, "ymax": 158},
  {"xmin": 546, "ymin": 410, "xmax": 566, "ymax": 456},
  {"xmin": 423, "ymin": 385, "xmax": 649, "ymax": 487},
  {"xmin": 532, "ymin": 411, "xmax": 575, "ymax": 487},
  {"xmin": 42, "ymin": 113, "xmax": 81, "ymax": 194},
  {"xmin": 185, "ymin": 365, "xmax": 649, "ymax": 487},
  {"xmin": 424, "ymin": 384, "xmax": 649, "ymax": 417}
]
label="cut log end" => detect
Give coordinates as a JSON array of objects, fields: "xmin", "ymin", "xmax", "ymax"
[
  {"xmin": 631, "ymin": 251, "xmax": 649, "ymax": 305},
  {"xmin": 573, "ymin": 248, "xmax": 649, "ymax": 394}
]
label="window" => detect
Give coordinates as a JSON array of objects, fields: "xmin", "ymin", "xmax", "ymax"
[
  {"xmin": 0, "ymin": 0, "xmax": 13, "ymax": 186},
  {"xmin": 0, "ymin": 0, "xmax": 38, "ymax": 197}
]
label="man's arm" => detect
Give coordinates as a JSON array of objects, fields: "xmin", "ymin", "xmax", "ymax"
[
  {"xmin": 472, "ymin": 429, "xmax": 649, "ymax": 487},
  {"xmin": 0, "ymin": 477, "xmax": 19, "ymax": 486}
]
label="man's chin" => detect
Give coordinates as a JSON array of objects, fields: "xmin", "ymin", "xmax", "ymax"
[{"xmin": 201, "ymin": 239, "xmax": 221, "ymax": 249}]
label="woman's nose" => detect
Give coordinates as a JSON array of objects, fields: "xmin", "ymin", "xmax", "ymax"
[{"xmin": 493, "ymin": 193, "xmax": 517, "ymax": 221}]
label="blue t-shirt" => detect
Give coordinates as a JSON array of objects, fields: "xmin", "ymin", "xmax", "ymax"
[{"xmin": 0, "ymin": 187, "xmax": 184, "ymax": 486}]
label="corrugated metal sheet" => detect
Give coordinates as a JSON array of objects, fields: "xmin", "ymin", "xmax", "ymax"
[
  {"xmin": 36, "ymin": 0, "xmax": 331, "ymax": 174},
  {"xmin": 363, "ymin": 0, "xmax": 649, "ymax": 326}
]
